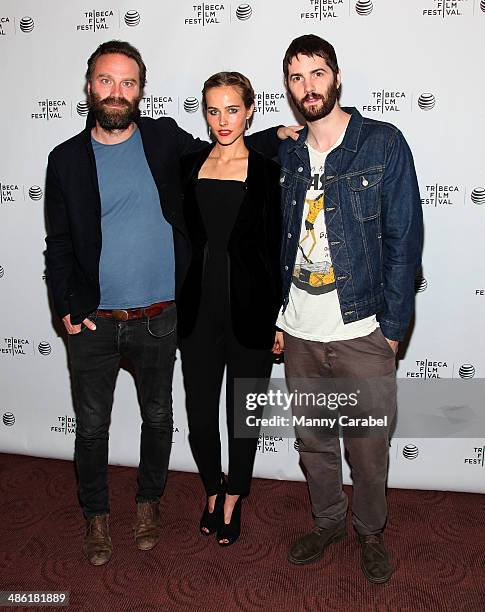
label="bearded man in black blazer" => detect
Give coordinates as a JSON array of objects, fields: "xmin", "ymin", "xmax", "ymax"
[{"xmin": 45, "ymin": 40, "xmax": 290, "ymax": 566}]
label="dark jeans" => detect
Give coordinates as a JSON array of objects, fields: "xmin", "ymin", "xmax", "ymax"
[
  {"xmin": 284, "ymin": 328, "xmax": 397, "ymax": 535},
  {"xmin": 67, "ymin": 304, "xmax": 177, "ymax": 518}
]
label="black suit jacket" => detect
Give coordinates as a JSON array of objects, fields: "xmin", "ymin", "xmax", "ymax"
[
  {"xmin": 45, "ymin": 115, "xmax": 280, "ymax": 324},
  {"xmin": 177, "ymin": 144, "xmax": 282, "ymax": 350}
]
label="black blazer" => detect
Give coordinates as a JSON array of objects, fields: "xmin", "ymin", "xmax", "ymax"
[
  {"xmin": 177, "ymin": 144, "xmax": 282, "ymax": 350},
  {"xmin": 44, "ymin": 115, "xmax": 280, "ymax": 324}
]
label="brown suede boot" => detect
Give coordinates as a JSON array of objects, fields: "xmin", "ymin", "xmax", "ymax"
[
  {"xmin": 82, "ymin": 514, "xmax": 112, "ymax": 566},
  {"xmin": 134, "ymin": 501, "xmax": 161, "ymax": 551},
  {"xmin": 358, "ymin": 533, "xmax": 394, "ymax": 584},
  {"xmin": 288, "ymin": 521, "xmax": 346, "ymax": 565}
]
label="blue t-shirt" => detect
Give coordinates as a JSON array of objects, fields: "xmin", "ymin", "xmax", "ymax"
[{"xmin": 92, "ymin": 128, "xmax": 175, "ymax": 308}]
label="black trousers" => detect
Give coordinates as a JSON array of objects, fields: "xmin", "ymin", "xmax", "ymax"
[
  {"xmin": 180, "ymin": 297, "xmax": 273, "ymax": 497},
  {"xmin": 68, "ymin": 305, "xmax": 177, "ymax": 517}
]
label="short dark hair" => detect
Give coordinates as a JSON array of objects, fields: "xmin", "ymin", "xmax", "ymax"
[
  {"xmin": 202, "ymin": 71, "xmax": 255, "ymax": 111},
  {"xmin": 283, "ymin": 35, "xmax": 339, "ymax": 82},
  {"xmin": 86, "ymin": 40, "xmax": 146, "ymax": 89}
]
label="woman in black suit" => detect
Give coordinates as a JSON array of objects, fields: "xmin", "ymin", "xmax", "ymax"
[{"xmin": 178, "ymin": 72, "xmax": 282, "ymax": 546}]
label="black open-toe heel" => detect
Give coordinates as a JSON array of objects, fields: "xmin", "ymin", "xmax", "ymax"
[
  {"xmin": 200, "ymin": 475, "xmax": 226, "ymax": 536},
  {"xmin": 217, "ymin": 496, "xmax": 242, "ymax": 546}
]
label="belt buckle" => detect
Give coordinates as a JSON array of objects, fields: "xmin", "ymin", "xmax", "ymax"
[{"xmin": 112, "ymin": 309, "xmax": 129, "ymax": 321}]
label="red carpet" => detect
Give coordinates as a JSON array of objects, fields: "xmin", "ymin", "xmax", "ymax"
[{"xmin": 0, "ymin": 453, "xmax": 484, "ymax": 611}]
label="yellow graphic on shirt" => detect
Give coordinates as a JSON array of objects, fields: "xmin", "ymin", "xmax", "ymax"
[{"xmin": 292, "ymin": 192, "xmax": 336, "ymax": 295}]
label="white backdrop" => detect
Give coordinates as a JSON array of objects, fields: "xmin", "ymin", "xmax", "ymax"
[{"xmin": 1, "ymin": 0, "xmax": 484, "ymax": 493}]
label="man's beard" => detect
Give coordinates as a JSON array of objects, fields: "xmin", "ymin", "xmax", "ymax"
[
  {"xmin": 291, "ymin": 78, "xmax": 339, "ymax": 122},
  {"xmin": 88, "ymin": 92, "xmax": 140, "ymax": 131}
]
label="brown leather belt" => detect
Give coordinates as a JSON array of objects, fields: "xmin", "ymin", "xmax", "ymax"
[{"xmin": 96, "ymin": 300, "xmax": 174, "ymax": 321}]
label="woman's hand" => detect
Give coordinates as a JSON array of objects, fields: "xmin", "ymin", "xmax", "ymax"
[
  {"xmin": 272, "ymin": 331, "xmax": 284, "ymax": 354},
  {"xmin": 277, "ymin": 125, "xmax": 304, "ymax": 141}
]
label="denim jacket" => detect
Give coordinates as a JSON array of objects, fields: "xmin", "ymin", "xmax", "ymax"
[{"xmin": 279, "ymin": 107, "xmax": 423, "ymax": 341}]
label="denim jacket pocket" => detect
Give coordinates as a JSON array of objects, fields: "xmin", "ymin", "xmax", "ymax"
[{"xmin": 347, "ymin": 169, "xmax": 383, "ymax": 221}]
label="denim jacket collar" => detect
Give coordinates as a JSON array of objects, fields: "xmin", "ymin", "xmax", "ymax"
[{"xmin": 287, "ymin": 106, "xmax": 364, "ymax": 155}]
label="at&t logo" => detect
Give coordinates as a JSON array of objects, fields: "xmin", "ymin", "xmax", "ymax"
[
  {"xmin": 417, "ymin": 93, "xmax": 436, "ymax": 110},
  {"xmin": 402, "ymin": 444, "xmax": 419, "ymax": 460},
  {"xmin": 184, "ymin": 4, "xmax": 226, "ymax": 25},
  {"xmin": 76, "ymin": 101, "xmax": 89, "ymax": 116},
  {"xmin": 406, "ymin": 359, "xmax": 451, "ymax": 378},
  {"xmin": 32, "ymin": 99, "xmax": 67, "ymax": 121},
  {"xmin": 3, "ymin": 412, "xmax": 15, "ymax": 426},
  {"xmin": 76, "ymin": 10, "xmax": 115, "ymax": 31},
  {"xmin": 38, "ymin": 341, "xmax": 52, "ymax": 356},
  {"xmin": 257, "ymin": 433, "xmax": 285, "ymax": 453},
  {"xmin": 235, "ymin": 4, "xmax": 252, "ymax": 20},
  {"xmin": 0, "ymin": 265, "xmax": 4, "ymax": 278},
  {"xmin": 471, "ymin": 187, "xmax": 485, "ymax": 205},
  {"xmin": 184, "ymin": 97, "xmax": 200, "ymax": 113},
  {"xmin": 254, "ymin": 90, "xmax": 286, "ymax": 115},
  {"xmin": 362, "ymin": 90, "xmax": 408, "ymax": 114},
  {"xmin": 0, "ymin": 182, "xmax": 20, "ymax": 204},
  {"xmin": 29, "ymin": 186, "xmax": 43, "ymax": 201},
  {"xmin": 140, "ymin": 94, "xmax": 176, "ymax": 118},
  {"xmin": 415, "ymin": 275, "xmax": 427, "ymax": 292},
  {"xmin": 300, "ymin": 0, "xmax": 344, "ymax": 20},
  {"xmin": 464, "ymin": 446, "xmax": 484, "ymax": 467},
  {"xmin": 19, "ymin": 16, "xmax": 34, "ymax": 33},
  {"xmin": 355, "ymin": 0, "xmax": 373, "ymax": 15},
  {"xmin": 422, "ymin": 0, "xmax": 470, "ymax": 17},
  {"xmin": 421, "ymin": 183, "xmax": 463, "ymax": 207},
  {"xmin": 458, "ymin": 363, "xmax": 475, "ymax": 379},
  {"xmin": 124, "ymin": 10, "xmax": 141, "ymax": 26}
]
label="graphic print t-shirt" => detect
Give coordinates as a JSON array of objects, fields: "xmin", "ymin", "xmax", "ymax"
[{"xmin": 277, "ymin": 134, "xmax": 377, "ymax": 342}]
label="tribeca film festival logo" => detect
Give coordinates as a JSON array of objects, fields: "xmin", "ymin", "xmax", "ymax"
[
  {"xmin": 257, "ymin": 433, "xmax": 285, "ymax": 454},
  {"xmin": 362, "ymin": 90, "xmax": 409, "ymax": 114},
  {"xmin": 140, "ymin": 94, "xmax": 177, "ymax": 118},
  {"xmin": 254, "ymin": 91, "xmax": 286, "ymax": 115},
  {"xmin": 0, "ymin": 337, "xmax": 30, "ymax": 357},
  {"xmin": 0, "ymin": 182, "xmax": 20, "ymax": 205},
  {"xmin": 406, "ymin": 359, "xmax": 452, "ymax": 378},
  {"xmin": 184, "ymin": 4, "xmax": 227, "ymax": 25},
  {"xmin": 464, "ymin": 445, "xmax": 485, "ymax": 467},
  {"xmin": 31, "ymin": 99, "xmax": 67, "ymax": 121},
  {"xmin": 299, "ymin": 0, "xmax": 345, "ymax": 21},
  {"xmin": 51, "ymin": 415, "xmax": 76, "ymax": 435},
  {"xmin": 76, "ymin": 10, "xmax": 116, "ymax": 31},
  {"xmin": 0, "ymin": 338, "xmax": 51, "ymax": 357},
  {"xmin": 422, "ymin": 0, "xmax": 471, "ymax": 18},
  {"xmin": 172, "ymin": 424, "xmax": 181, "ymax": 445},
  {"xmin": 421, "ymin": 183, "xmax": 464, "ymax": 207}
]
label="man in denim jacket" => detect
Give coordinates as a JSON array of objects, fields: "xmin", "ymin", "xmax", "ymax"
[{"xmin": 273, "ymin": 35, "xmax": 423, "ymax": 583}]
